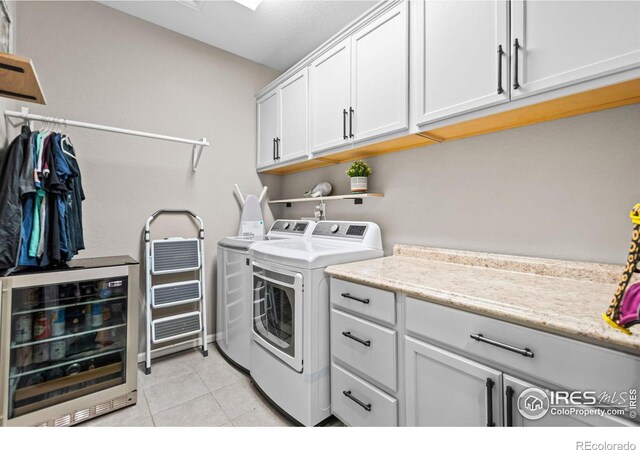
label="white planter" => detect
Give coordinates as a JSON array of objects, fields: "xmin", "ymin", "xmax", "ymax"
[{"xmin": 350, "ymin": 177, "xmax": 368, "ymax": 193}]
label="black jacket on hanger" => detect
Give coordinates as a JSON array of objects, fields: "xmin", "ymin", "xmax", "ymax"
[{"xmin": 0, "ymin": 126, "xmax": 34, "ymax": 275}]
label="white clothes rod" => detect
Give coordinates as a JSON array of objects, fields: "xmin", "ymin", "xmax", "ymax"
[{"xmin": 4, "ymin": 107, "xmax": 209, "ymax": 172}]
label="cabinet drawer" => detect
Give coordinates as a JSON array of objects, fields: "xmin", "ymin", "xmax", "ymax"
[
  {"xmin": 330, "ymin": 278, "xmax": 396, "ymax": 325},
  {"xmin": 331, "ymin": 309, "xmax": 397, "ymax": 391},
  {"xmin": 405, "ymin": 297, "xmax": 640, "ymax": 396},
  {"xmin": 331, "ymin": 363, "xmax": 398, "ymax": 427}
]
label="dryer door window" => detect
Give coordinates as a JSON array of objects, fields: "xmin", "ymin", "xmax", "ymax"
[{"xmin": 252, "ymin": 263, "xmax": 303, "ymax": 372}]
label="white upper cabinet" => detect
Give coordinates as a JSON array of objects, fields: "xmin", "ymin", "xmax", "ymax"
[
  {"xmin": 510, "ymin": 0, "xmax": 640, "ymax": 98},
  {"xmin": 278, "ymin": 68, "xmax": 309, "ymax": 162},
  {"xmin": 257, "ymin": 90, "xmax": 279, "ymax": 168},
  {"xmin": 309, "ymin": 39, "xmax": 352, "ymax": 154},
  {"xmin": 257, "ymin": 68, "xmax": 309, "ymax": 168},
  {"xmin": 351, "ymin": 1, "xmax": 408, "ymax": 142},
  {"xmin": 416, "ymin": 1, "xmax": 509, "ymax": 125},
  {"xmin": 310, "ymin": 1, "xmax": 409, "ymax": 154}
]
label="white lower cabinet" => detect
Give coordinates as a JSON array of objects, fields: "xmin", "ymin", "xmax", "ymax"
[
  {"xmin": 503, "ymin": 375, "xmax": 631, "ymax": 427},
  {"xmin": 405, "ymin": 337, "xmax": 502, "ymax": 427},
  {"xmin": 328, "ymin": 277, "xmax": 639, "ymax": 427},
  {"xmin": 331, "ymin": 363, "xmax": 398, "ymax": 427}
]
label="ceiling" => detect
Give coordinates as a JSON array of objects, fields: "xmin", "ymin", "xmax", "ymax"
[{"xmin": 99, "ymin": 0, "xmax": 377, "ymax": 72}]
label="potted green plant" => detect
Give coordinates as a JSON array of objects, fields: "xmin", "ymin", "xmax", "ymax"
[{"xmin": 346, "ymin": 160, "xmax": 372, "ymax": 193}]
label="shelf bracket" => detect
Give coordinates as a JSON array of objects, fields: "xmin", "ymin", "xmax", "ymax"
[{"xmin": 192, "ymin": 138, "xmax": 207, "ymax": 172}]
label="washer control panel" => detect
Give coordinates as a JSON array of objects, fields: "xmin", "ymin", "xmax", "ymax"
[
  {"xmin": 312, "ymin": 222, "xmax": 368, "ymax": 239},
  {"xmin": 270, "ymin": 220, "xmax": 309, "ymax": 234}
]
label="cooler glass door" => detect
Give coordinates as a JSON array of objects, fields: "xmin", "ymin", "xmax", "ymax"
[{"xmin": 6, "ymin": 276, "xmax": 129, "ymax": 419}]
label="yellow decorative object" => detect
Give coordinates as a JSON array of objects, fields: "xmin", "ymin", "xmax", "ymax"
[
  {"xmin": 602, "ymin": 314, "xmax": 632, "ymax": 335},
  {"xmin": 630, "ymin": 203, "xmax": 640, "ymax": 225}
]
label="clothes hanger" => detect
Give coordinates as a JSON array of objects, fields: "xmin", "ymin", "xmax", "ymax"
[{"xmin": 60, "ymin": 123, "xmax": 77, "ymax": 160}]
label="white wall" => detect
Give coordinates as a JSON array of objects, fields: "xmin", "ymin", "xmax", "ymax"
[
  {"xmin": 12, "ymin": 1, "xmax": 282, "ymax": 349},
  {"xmin": 279, "ymin": 104, "xmax": 640, "ymax": 264}
]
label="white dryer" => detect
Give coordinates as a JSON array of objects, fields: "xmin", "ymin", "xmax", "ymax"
[
  {"xmin": 216, "ymin": 220, "xmax": 315, "ymax": 371},
  {"xmin": 249, "ymin": 221, "xmax": 383, "ymax": 425}
]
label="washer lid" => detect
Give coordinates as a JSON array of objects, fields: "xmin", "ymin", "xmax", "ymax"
[
  {"xmin": 218, "ymin": 235, "xmax": 282, "ymax": 250},
  {"xmin": 250, "ymin": 239, "xmax": 383, "ymax": 269}
]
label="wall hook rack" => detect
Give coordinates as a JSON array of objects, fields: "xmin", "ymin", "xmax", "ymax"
[{"xmin": 4, "ymin": 107, "xmax": 209, "ymax": 172}]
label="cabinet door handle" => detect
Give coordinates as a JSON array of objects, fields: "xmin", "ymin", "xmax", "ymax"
[
  {"xmin": 513, "ymin": 38, "xmax": 521, "ymax": 90},
  {"xmin": 275, "ymin": 137, "xmax": 280, "ymax": 160},
  {"xmin": 505, "ymin": 386, "xmax": 515, "ymax": 427},
  {"xmin": 343, "ymin": 390, "xmax": 372, "ymax": 412},
  {"xmin": 341, "ymin": 292, "xmax": 370, "ymax": 304},
  {"xmin": 342, "ymin": 331, "xmax": 371, "ymax": 347},
  {"xmin": 349, "ymin": 107, "xmax": 354, "ymax": 138},
  {"xmin": 272, "ymin": 138, "xmax": 276, "ymax": 160},
  {"xmin": 486, "ymin": 378, "xmax": 495, "ymax": 427},
  {"xmin": 497, "ymin": 44, "xmax": 504, "ymax": 94},
  {"xmin": 470, "ymin": 333, "xmax": 534, "ymax": 358},
  {"xmin": 343, "ymin": 109, "xmax": 348, "ymax": 140}
]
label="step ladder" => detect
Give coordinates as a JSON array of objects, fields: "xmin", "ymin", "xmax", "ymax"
[{"xmin": 144, "ymin": 209, "xmax": 208, "ymax": 374}]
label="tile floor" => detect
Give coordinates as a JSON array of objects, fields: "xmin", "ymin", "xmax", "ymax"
[{"xmin": 81, "ymin": 346, "xmax": 343, "ymax": 427}]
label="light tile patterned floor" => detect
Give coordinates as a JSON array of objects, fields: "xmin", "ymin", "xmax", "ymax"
[{"xmin": 81, "ymin": 347, "xmax": 343, "ymax": 427}]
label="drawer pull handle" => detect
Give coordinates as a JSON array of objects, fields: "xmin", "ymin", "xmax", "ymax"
[
  {"xmin": 505, "ymin": 386, "xmax": 515, "ymax": 427},
  {"xmin": 342, "ymin": 331, "xmax": 371, "ymax": 347},
  {"xmin": 343, "ymin": 390, "xmax": 371, "ymax": 412},
  {"xmin": 341, "ymin": 293, "xmax": 370, "ymax": 304},
  {"xmin": 470, "ymin": 333, "xmax": 534, "ymax": 358},
  {"xmin": 486, "ymin": 378, "xmax": 495, "ymax": 427}
]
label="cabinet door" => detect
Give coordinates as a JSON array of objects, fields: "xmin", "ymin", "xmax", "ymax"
[
  {"xmin": 257, "ymin": 90, "xmax": 279, "ymax": 168},
  {"xmin": 416, "ymin": 0, "xmax": 509, "ymax": 125},
  {"xmin": 405, "ymin": 336, "xmax": 502, "ymax": 426},
  {"xmin": 278, "ymin": 68, "xmax": 308, "ymax": 162},
  {"xmin": 309, "ymin": 38, "xmax": 351, "ymax": 154},
  {"xmin": 511, "ymin": 0, "xmax": 640, "ymax": 98},
  {"xmin": 351, "ymin": 2, "xmax": 408, "ymax": 142},
  {"xmin": 503, "ymin": 375, "xmax": 633, "ymax": 427}
]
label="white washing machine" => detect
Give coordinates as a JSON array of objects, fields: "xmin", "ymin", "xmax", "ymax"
[
  {"xmin": 216, "ymin": 220, "xmax": 315, "ymax": 371},
  {"xmin": 249, "ymin": 221, "xmax": 383, "ymax": 425}
]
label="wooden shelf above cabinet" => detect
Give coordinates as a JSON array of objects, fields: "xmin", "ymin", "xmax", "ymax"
[
  {"xmin": 269, "ymin": 193, "xmax": 384, "ymax": 206},
  {"xmin": 0, "ymin": 52, "xmax": 46, "ymax": 104},
  {"xmin": 261, "ymin": 134, "xmax": 438, "ymax": 175},
  {"xmin": 261, "ymin": 77, "xmax": 640, "ymax": 176}
]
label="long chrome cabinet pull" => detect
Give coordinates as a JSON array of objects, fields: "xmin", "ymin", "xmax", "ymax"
[
  {"xmin": 505, "ymin": 386, "xmax": 515, "ymax": 427},
  {"xmin": 343, "ymin": 390, "xmax": 372, "ymax": 412},
  {"xmin": 342, "ymin": 331, "xmax": 371, "ymax": 347},
  {"xmin": 470, "ymin": 333, "xmax": 534, "ymax": 358},
  {"xmin": 513, "ymin": 38, "xmax": 521, "ymax": 90},
  {"xmin": 486, "ymin": 378, "xmax": 495, "ymax": 427},
  {"xmin": 343, "ymin": 109, "xmax": 348, "ymax": 140},
  {"xmin": 341, "ymin": 292, "xmax": 370, "ymax": 304},
  {"xmin": 497, "ymin": 44, "xmax": 504, "ymax": 94}
]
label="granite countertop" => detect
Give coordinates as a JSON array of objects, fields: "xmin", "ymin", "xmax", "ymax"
[{"xmin": 325, "ymin": 245, "xmax": 640, "ymax": 355}]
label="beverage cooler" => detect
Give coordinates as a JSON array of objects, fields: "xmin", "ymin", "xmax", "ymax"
[{"xmin": 0, "ymin": 257, "xmax": 139, "ymax": 426}]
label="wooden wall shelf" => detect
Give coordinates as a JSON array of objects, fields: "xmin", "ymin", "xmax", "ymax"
[
  {"xmin": 269, "ymin": 193, "xmax": 384, "ymax": 207},
  {"xmin": 261, "ymin": 77, "xmax": 640, "ymax": 176},
  {"xmin": 0, "ymin": 53, "xmax": 46, "ymax": 104}
]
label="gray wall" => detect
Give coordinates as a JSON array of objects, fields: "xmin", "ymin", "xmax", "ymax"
[
  {"xmin": 279, "ymin": 104, "xmax": 640, "ymax": 264},
  {"xmin": 12, "ymin": 1, "xmax": 282, "ymax": 350},
  {"xmin": 0, "ymin": 0, "xmax": 17, "ymax": 150}
]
